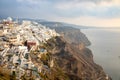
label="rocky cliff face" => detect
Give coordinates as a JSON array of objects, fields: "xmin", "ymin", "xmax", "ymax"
[
  {"xmin": 39, "ymin": 22, "xmax": 91, "ymax": 46},
  {"xmin": 53, "ymin": 27, "xmax": 91, "ymax": 46},
  {"xmin": 30, "ymin": 36, "xmax": 111, "ymax": 80}
]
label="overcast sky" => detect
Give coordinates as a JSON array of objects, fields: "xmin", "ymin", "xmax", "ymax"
[{"xmin": 0, "ymin": 0, "xmax": 120, "ymax": 27}]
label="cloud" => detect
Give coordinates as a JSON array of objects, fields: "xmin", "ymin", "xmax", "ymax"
[
  {"xmin": 15, "ymin": 0, "xmax": 120, "ymax": 18},
  {"xmin": 55, "ymin": 1, "xmax": 96, "ymax": 10},
  {"xmin": 16, "ymin": 0, "xmax": 47, "ymax": 4},
  {"xmin": 54, "ymin": 0, "xmax": 120, "ymax": 18},
  {"xmin": 17, "ymin": 0, "xmax": 38, "ymax": 3},
  {"xmin": 55, "ymin": 0, "xmax": 117, "ymax": 10}
]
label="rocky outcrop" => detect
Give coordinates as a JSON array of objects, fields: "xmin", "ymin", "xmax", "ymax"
[
  {"xmin": 54, "ymin": 27, "xmax": 91, "ymax": 46},
  {"xmin": 34, "ymin": 36, "xmax": 111, "ymax": 80}
]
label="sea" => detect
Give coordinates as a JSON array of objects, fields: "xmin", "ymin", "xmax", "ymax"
[{"xmin": 81, "ymin": 28, "xmax": 120, "ymax": 80}]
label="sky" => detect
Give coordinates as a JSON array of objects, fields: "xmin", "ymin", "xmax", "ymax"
[{"xmin": 0, "ymin": 0, "xmax": 120, "ymax": 27}]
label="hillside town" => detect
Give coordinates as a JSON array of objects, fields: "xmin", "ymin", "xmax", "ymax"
[{"xmin": 0, "ymin": 17, "xmax": 59, "ymax": 80}]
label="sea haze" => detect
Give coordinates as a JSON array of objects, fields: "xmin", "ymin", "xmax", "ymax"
[{"xmin": 82, "ymin": 28, "xmax": 120, "ymax": 80}]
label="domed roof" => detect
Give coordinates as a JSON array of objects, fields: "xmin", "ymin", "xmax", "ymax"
[{"xmin": 7, "ymin": 17, "xmax": 12, "ymax": 21}]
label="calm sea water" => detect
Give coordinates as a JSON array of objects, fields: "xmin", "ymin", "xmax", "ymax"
[{"xmin": 81, "ymin": 29, "xmax": 120, "ymax": 80}]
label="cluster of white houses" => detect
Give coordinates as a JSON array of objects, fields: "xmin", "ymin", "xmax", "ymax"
[{"xmin": 0, "ymin": 17, "xmax": 59, "ymax": 79}]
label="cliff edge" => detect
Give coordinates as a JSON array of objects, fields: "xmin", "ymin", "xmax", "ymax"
[{"xmin": 30, "ymin": 36, "xmax": 111, "ymax": 80}]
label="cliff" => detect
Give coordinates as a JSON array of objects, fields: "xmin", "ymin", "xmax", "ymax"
[{"xmin": 30, "ymin": 36, "xmax": 111, "ymax": 80}]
